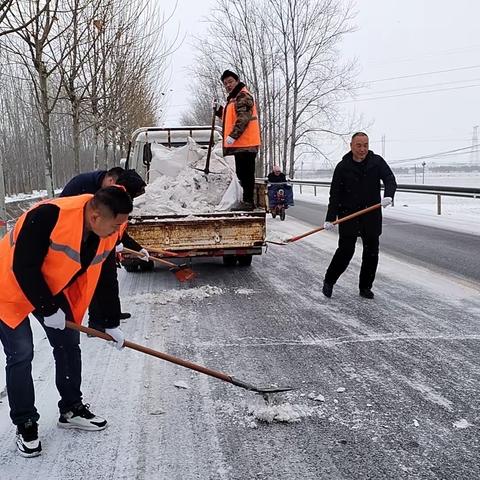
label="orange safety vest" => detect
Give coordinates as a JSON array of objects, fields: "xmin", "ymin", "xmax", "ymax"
[
  {"xmin": 0, "ymin": 194, "xmax": 125, "ymax": 329},
  {"xmin": 223, "ymin": 87, "xmax": 261, "ymax": 149}
]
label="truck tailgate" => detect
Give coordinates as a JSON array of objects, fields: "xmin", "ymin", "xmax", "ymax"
[{"xmin": 127, "ymin": 211, "xmax": 266, "ymax": 251}]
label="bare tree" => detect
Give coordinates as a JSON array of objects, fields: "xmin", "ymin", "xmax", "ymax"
[{"xmin": 185, "ymin": 0, "xmax": 357, "ymax": 178}]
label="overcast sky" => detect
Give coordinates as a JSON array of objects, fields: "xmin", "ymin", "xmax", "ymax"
[{"xmin": 159, "ymin": 0, "xmax": 480, "ymax": 169}]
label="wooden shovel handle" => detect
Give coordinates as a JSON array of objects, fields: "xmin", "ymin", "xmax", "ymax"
[
  {"xmin": 66, "ymin": 321, "xmax": 233, "ymax": 382},
  {"xmin": 287, "ymin": 203, "xmax": 382, "ymax": 243}
]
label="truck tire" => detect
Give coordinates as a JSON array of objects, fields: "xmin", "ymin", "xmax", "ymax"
[
  {"xmin": 139, "ymin": 260, "xmax": 155, "ymax": 272},
  {"xmin": 237, "ymin": 255, "xmax": 253, "ymax": 267},
  {"xmin": 123, "ymin": 260, "xmax": 140, "ymax": 272},
  {"xmin": 280, "ymin": 208, "xmax": 286, "ymax": 221},
  {"xmin": 223, "ymin": 255, "xmax": 237, "ymax": 267},
  {"xmin": 271, "ymin": 211, "xmax": 277, "ymax": 218}
]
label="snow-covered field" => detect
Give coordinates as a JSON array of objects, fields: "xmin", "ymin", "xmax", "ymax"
[{"xmin": 295, "ymin": 171, "xmax": 480, "ymax": 236}]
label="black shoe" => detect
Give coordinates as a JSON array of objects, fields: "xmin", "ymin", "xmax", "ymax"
[
  {"xmin": 58, "ymin": 403, "xmax": 107, "ymax": 431},
  {"xmin": 322, "ymin": 281, "xmax": 333, "ymax": 298},
  {"xmin": 16, "ymin": 420, "xmax": 42, "ymax": 457},
  {"xmin": 359, "ymin": 288, "xmax": 374, "ymax": 299},
  {"xmin": 119, "ymin": 312, "xmax": 131, "ymax": 320}
]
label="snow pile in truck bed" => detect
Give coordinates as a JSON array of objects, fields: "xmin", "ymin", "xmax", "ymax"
[{"xmin": 132, "ymin": 138, "xmax": 235, "ymax": 215}]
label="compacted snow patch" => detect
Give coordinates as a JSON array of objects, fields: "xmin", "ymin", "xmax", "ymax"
[
  {"xmin": 247, "ymin": 401, "xmax": 318, "ymax": 424},
  {"xmin": 126, "ymin": 286, "xmax": 224, "ymax": 305}
]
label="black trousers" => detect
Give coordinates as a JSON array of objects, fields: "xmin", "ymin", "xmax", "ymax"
[
  {"xmin": 88, "ymin": 251, "xmax": 121, "ymax": 328},
  {"xmin": 234, "ymin": 151, "xmax": 257, "ymax": 204},
  {"xmin": 324, "ymin": 234, "xmax": 380, "ymax": 290},
  {"xmin": 0, "ymin": 315, "xmax": 82, "ymax": 425}
]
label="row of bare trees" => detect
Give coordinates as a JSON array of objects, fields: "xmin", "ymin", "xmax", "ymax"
[
  {"xmin": 0, "ymin": 0, "xmax": 171, "ymax": 234},
  {"xmin": 182, "ymin": 0, "xmax": 359, "ymax": 178}
]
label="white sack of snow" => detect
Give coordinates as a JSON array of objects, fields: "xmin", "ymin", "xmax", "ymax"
[{"xmin": 133, "ymin": 138, "xmax": 237, "ymax": 215}]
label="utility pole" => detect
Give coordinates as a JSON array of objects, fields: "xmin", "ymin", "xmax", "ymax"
[
  {"xmin": 414, "ymin": 164, "xmax": 417, "ymax": 184},
  {"xmin": 472, "ymin": 125, "xmax": 479, "ymax": 166},
  {"xmin": 422, "ymin": 161, "xmax": 426, "ymax": 184},
  {"xmin": 381, "ymin": 134, "xmax": 386, "ymax": 158}
]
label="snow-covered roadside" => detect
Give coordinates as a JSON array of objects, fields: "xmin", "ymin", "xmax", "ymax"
[{"xmin": 293, "ymin": 185, "xmax": 480, "ymax": 236}]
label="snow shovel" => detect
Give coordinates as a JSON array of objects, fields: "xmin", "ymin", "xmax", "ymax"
[
  {"xmin": 195, "ymin": 104, "xmax": 217, "ymax": 176},
  {"xmin": 66, "ymin": 321, "xmax": 293, "ymax": 395},
  {"xmin": 267, "ymin": 203, "xmax": 382, "ymax": 245},
  {"xmin": 123, "ymin": 247, "xmax": 197, "ymax": 282}
]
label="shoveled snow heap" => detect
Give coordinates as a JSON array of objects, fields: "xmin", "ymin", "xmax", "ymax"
[{"xmin": 132, "ymin": 138, "xmax": 235, "ymax": 215}]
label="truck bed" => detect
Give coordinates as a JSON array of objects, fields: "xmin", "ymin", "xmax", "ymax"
[{"xmin": 126, "ymin": 210, "xmax": 266, "ymax": 258}]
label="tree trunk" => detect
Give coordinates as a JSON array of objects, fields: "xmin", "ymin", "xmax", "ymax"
[
  {"xmin": 0, "ymin": 149, "xmax": 7, "ymax": 238},
  {"xmin": 72, "ymin": 98, "xmax": 81, "ymax": 174},
  {"xmin": 39, "ymin": 67, "xmax": 54, "ymax": 198}
]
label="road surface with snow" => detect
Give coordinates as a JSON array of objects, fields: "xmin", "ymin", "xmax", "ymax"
[
  {"xmin": 0, "ymin": 214, "xmax": 479, "ymax": 479},
  {"xmin": 290, "ymin": 199, "xmax": 480, "ymax": 283}
]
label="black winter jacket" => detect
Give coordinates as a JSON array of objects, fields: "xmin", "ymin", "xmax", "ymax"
[{"xmin": 325, "ymin": 151, "xmax": 397, "ymax": 237}]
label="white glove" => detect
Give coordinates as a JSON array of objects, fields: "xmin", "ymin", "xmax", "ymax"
[
  {"xmin": 381, "ymin": 197, "xmax": 393, "ymax": 208},
  {"xmin": 139, "ymin": 248, "xmax": 149, "ymax": 262},
  {"xmin": 225, "ymin": 136, "xmax": 235, "ymax": 145},
  {"xmin": 43, "ymin": 310, "xmax": 65, "ymax": 330},
  {"xmin": 105, "ymin": 327, "xmax": 125, "ymax": 350},
  {"xmin": 323, "ymin": 221, "xmax": 335, "ymax": 231},
  {"xmin": 115, "ymin": 243, "xmax": 124, "ymax": 253}
]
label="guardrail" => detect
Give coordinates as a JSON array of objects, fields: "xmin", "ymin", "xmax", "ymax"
[{"xmin": 267, "ymin": 179, "xmax": 480, "ymax": 215}]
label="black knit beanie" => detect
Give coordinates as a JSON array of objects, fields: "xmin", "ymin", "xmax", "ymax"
[{"xmin": 221, "ymin": 70, "xmax": 239, "ymax": 82}]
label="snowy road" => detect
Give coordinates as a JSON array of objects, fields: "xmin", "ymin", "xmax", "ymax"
[
  {"xmin": 1, "ymin": 216, "xmax": 479, "ymax": 479},
  {"xmin": 290, "ymin": 199, "xmax": 480, "ymax": 283}
]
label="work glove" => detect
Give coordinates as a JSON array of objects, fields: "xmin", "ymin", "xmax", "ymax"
[
  {"xmin": 43, "ymin": 310, "xmax": 66, "ymax": 330},
  {"xmin": 323, "ymin": 221, "xmax": 336, "ymax": 231},
  {"xmin": 115, "ymin": 243, "xmax": 124, "ymax": 253},
  {"xmin": 225, "ymin": 136, "xmax": 235, "ymax": 145},
  {"xmin": 381, "ymin": 197, "xmax": 393, "ymax": 208},
  {"xmin": 139, "ymin": 248, "xmax": 150, "ymax": 262},
  {"xmin": 105, "ymin": 327, "xmax": 125, "ymax": 350}
]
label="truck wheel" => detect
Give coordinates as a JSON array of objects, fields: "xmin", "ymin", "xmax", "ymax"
[
  {"xmin": 139, "ymin": 260, "xmax": 155, "ymax": 272},
  {"xmin": 280, "ymin": 208, "xmax": 286, "ymax": 221},
  {"xmin": 271, "ymin": 211, "xmax": 277, "ymax": 218},
  {"xmin": 123, "ymin": 261, "xmax": 140, "ymax": 272},
  {"xmin": 237, "ymin": 255, "xmax": 253, "ymax": 267},
  {"xmin": 223, "ymin": 255, "xmax": 237, "ymax": 267}
]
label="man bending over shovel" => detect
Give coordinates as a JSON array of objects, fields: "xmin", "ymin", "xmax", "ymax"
[{"xmin": 0, "ymin": 187, "xmax": 132, "ymax": 457}]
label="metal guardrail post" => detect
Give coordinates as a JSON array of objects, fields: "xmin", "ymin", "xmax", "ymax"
[
  {"xmin": 314, "ymin": 185, "xmax": 317, "ymax": 196},
  {"xmin": 437, "ymin": 194, "xmax": 442, "ymax": 215},
  {"xmin": 300, "ymin": 184, "xmax": 302, "ymax": 194}
]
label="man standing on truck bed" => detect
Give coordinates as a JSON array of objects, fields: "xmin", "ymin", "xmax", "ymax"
[{"xmin": 217, "ymin": 69, "xmax": 261, "ymax": 211}]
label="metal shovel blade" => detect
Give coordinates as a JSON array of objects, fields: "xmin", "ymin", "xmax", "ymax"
[{"xmin": 229, "ymin": 377, "xmax": 295, "ymax": 394}]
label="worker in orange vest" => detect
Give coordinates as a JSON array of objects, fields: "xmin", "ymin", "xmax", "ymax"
[
  {"xmin": 0, "ymin": 186, "xmax": 132, "ymax": 458},
  {"xmin": 217, "ymin": 69, "xmax": 261, "ymax": 211}
]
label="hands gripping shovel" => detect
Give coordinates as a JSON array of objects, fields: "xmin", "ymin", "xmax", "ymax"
[{"xmin": 267, "ymin": 203, "xmax": 382, "ymax": 245}]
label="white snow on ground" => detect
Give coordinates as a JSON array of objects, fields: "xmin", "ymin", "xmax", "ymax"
[
  {"xmin": 294, "ymin": 171, "xmax": 480, "ymax": 236},
  {"xmin": 132, "ymin": 139, "xmax": 236, "ymax": 215},
  {"xmin": 125, "ymin": 285, "xmax": 224, "ymax": 305}
]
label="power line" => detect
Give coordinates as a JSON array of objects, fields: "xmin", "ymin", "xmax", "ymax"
[
  {"xmin": 365, "ymin": 64, "xmax": 480, "ymax": 83},
  {"xmin": 390, "ymin": 144, "xmax": 480, "ymax": 165},
  {"xmin": 360, "ymin": 77, "xmax": 480, "ymax": 95},
  {"xmin": 345, "ymin": 82, "xmax": 480, "ymax": 103}
]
